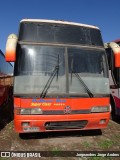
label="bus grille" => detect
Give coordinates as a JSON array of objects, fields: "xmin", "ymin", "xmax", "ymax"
[{"xmin": 45, "ymin": 120, "xmax": 88, "ymax": 130}]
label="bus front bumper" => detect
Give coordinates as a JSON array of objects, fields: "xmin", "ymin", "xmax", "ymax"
[{"xmin": 14, "ymin": 113, "xmax": 110, "ymax": 133}]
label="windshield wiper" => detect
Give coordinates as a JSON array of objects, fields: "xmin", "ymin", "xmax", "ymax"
[
  {"xmin": 70, "ymin": 58, "xmax": 93, "ymax": 98},
  {"xmin": 74, "ymin": 72, "xmax": 94, "ymax": 98},
  {"xmin": 40, "ymin": 55, "xmax": 59, "ymax": 98}
]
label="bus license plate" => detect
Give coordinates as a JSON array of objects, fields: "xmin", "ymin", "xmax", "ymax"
[{"xmin": 23, "ymin": 127, "xmax": 39, "ymax": 132}]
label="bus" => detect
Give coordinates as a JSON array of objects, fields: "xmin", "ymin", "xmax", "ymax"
[
  {"xmin": 5, "ymin": 19, "xmax": 115, "ymax": 133},
  {"xmin": 104, "ymin": 39, "xmax": 120, "ymax": 118},
  {"xmin": 0, "ymin": 49, "xmax": 13, "ymax": 110}
]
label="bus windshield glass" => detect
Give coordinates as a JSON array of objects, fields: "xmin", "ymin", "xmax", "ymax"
[
  {"xmin": 14, "ymin": 45, "xmax": 109, "ymax": 97},
  {"xmin": 18, "ymin": 22, "xmax": 103, "ymax": 46}
]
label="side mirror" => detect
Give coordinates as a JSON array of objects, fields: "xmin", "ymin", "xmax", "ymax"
[
  {"xmin": 106, "ymin": 42, "xmax": 120, "ymax": 68},
  {"xmin": 5, "ymin": 34, "xmax": 18, "ymax": 62}
]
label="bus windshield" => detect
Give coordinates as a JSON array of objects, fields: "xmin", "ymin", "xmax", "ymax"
[
  {"xmin": 18, "ymin": 22, "xmax": 103, "ymax": 46},
  {"xmin": 14, "ymin": 45, "xmax": 109, "ymax": 97}
]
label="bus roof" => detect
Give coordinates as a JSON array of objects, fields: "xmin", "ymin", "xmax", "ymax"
[
  {"xmin": 20, "ymin": 19, "xmax": 99, "ymax": 30},
  {"xmin": 113, "ymin": 39, "xmax": 120, "ymax": 43}
]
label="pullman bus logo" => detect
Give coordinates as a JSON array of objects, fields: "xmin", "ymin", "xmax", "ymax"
[{"xmin": 64, "ymin": 106, "xmax": 71, "ymax": 114}]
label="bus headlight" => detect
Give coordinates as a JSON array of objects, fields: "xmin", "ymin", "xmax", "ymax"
[
  {"xmin": 91, "ymin": 106, "xmax": 110, "ymax": 113},
  {"xmin": 31, "ymin": 108, "xmax": 43, "ymax": 114},
  {"xmin": 20, "ymin": 108, "xmax": 43, "ymax": 115},
  {"xmin": 21, "ymin": 109, "xmax": 31, "ymax": 115}
]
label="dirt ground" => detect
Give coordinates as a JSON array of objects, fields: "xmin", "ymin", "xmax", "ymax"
[{"xmin": 0, "ymin": 100, "xmax": 120, "ymax": 160}]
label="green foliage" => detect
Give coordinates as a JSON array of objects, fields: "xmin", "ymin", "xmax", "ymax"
[
  {"xmin": 51, "ymin": 147, "xmax": 61, "ymax": 156},
  {"xmin": 0, "ymin": 158, "xmax": 10, "ymax": 160},
  {"xmin": 98, "ymin": 140, "xmax": 113, "ymax": 149},
  {"xmin": 88, "ymin": 157, "xmax": 112, "ymax": 160},
  {"xmin": 82, "ymin": 141, "xmax": 91, "ymax": 148}
]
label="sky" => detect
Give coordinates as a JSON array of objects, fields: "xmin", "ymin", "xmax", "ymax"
[{"xmin": 0, "ymin": 0, "xmax": 120, "ymax": 53}]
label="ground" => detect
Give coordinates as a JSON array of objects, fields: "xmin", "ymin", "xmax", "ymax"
[{"xmin": 0, "ymin": 100, "xmax": 120, "ymax": 160}]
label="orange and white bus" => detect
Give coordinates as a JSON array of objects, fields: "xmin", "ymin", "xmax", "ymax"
[
  {"xmin": 5, "ymin": 19, "xmax": 114, "ymax": 133},
  {"xmin": 105, "ymin": 39, "xmax": 120, "ymax": 119}
]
